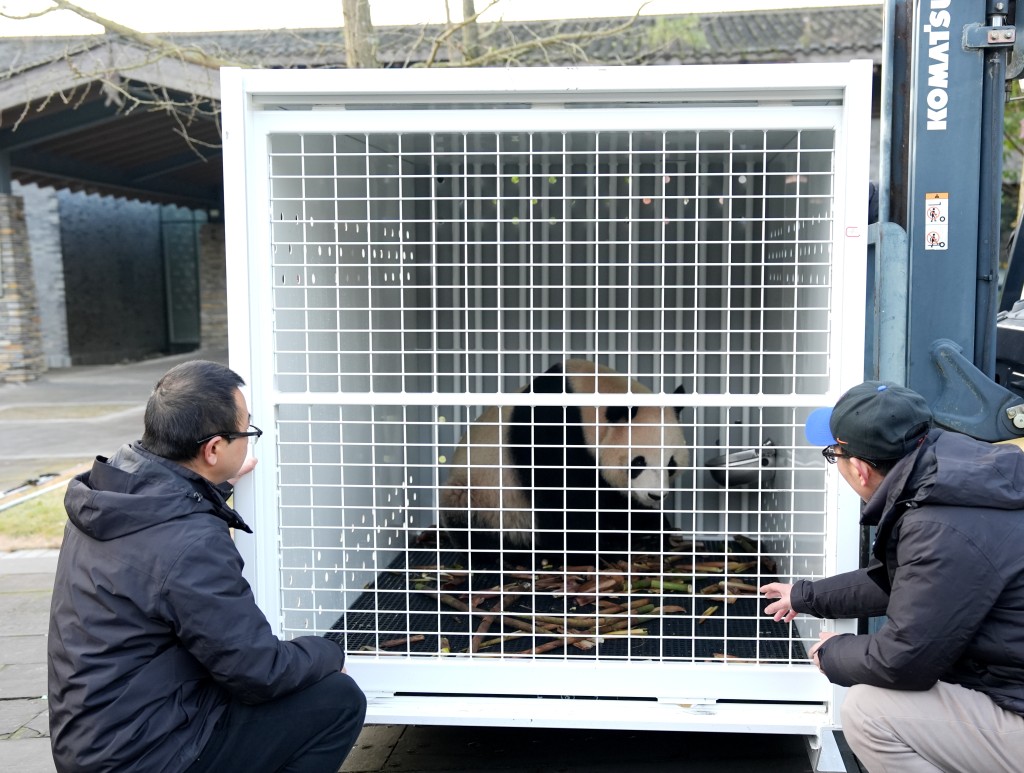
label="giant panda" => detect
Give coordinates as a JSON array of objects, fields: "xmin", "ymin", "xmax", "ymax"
[{"xmin": 439, "ymin": 360, "xmax": 688, "ymax": 566}]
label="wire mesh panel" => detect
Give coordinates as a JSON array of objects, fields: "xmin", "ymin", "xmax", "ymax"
[{"xmin": 225, "ymin": 64, "xmax": 870, "ymax": 731}]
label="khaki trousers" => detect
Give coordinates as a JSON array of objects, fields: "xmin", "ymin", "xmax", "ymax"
[{"xmin": 840, "ymin": 681, "xmax": 1024, "ymax": 772}]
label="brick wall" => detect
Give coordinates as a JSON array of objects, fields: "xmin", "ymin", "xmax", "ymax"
[
  {"xmin": 14, "ymin": 182, "xmax": 70, "ymax": 368},
  {"xmin": 199, "ymin": 222, "xmax": 228, "ymax": 351},
  {"xmin": 0, "ymin": 194, "xmax": 45, "ymax": 383}
]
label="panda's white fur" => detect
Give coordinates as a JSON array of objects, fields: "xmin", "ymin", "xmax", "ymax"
[{"xmin": 439, "ymin": 360, "xmax": 688, "ymax": 562}]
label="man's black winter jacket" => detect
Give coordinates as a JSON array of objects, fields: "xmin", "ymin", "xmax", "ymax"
[
  {"xmin": 48, "ymin": 444, "xmax": 345, "ymax": 773},
  {"xmin": 792, "ymin": 429, "xmax": 1024, "ymax": 716}
]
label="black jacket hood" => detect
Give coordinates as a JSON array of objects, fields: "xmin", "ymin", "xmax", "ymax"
[
  {"xmin": 864, "ymin": 428, "xmax": 1024, "ymax": 528},
  {"xmin": 64, "ymin": 443, "xmax": 252, "ymax": 540},
  {"xmin": 863, "ymin": 430, "xmax": 1024, "ymax": 590}
]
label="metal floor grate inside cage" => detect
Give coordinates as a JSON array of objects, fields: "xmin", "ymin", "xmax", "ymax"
[{"xmin": 328, "ymin": 537, "xmax": 805, "ymax": 663}]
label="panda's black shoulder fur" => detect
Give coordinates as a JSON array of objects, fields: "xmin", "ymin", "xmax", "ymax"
[
  {"xmin": 507, "ymin": 362, "xmax": 594, "ymax": 495},
  {"xmin": 526, "ymin": 360, "xmax": 568, "ymax": 394},
  {"xmin": 506, "ymin": 362, "xmax": 632, "ymax": 559},
  {"xmin": 508, "ymin": 361, "xmax": 603, "ymax": 489}
]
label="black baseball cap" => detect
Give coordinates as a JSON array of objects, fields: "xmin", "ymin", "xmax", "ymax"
[{"xmin": 805, "ymin": 381, "xmax": 933, "ymax": 462}]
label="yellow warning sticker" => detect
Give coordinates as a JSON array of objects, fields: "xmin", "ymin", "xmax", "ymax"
[{"xmin": 925, "ymin": 192, "xmax": 948, "ymax": 251}]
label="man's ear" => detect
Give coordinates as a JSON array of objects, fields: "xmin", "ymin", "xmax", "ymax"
[
  {"xmin": 196, "ymin": 437, "xmax": 221, "ymax": 468},
  {"xmin": 850, "ymin": 457, "xmax": 876, "ymax": 487}
]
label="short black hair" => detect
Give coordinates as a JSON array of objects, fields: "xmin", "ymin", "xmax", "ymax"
[
  {"xmin": 855, "ymin": 455, "xmax": 899, "ymax": 476},
  {"xmin": 141, "ymin": 360, "xmax": 246, "ymax": 461}
]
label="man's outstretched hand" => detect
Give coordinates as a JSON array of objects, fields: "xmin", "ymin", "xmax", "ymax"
[{"xmin": 760, "ymin": 582, "xmax": 798, "ymax": 623}]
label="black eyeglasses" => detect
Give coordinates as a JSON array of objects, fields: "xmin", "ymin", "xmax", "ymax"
[
  {"xmin": 196, "ymin": 424, "xmax": 263, "ymax": 447},
  {"xmin": 822, "ymin": 445, "xmax": 877, "ymax": 468}
]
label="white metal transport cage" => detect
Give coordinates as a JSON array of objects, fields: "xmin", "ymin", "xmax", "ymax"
[{"xmin": 221, "ymin": 63, "xmax": 872, "ymax": 768}]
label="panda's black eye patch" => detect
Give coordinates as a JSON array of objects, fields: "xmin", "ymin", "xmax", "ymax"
[
  {"xmin": 668, "ymin": 456, "xmax": 678, "ymax": 472},
  {"xmin": 630, "ymin": 455, "xmax": 646, "ymax": 479},
  {"xmin": 606, "ymin": 406, "xmax": 632, "ymax": 423}
]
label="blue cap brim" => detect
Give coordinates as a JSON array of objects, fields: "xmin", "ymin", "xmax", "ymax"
[{"xmin": 805, "ymin": 407, "xmax": 837, "ymax": 446}]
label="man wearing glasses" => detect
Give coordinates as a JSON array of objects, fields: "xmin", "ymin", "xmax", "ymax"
[
  {"xmin": 761, "ymin": 380, "xmax": 1024, "ymax": 771},
  {"xmin": 48, "ymin": 360, "xmax": 366, "ymax": 773}
]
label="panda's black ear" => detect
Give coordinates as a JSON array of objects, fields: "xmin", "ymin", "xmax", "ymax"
[
  {"xmin": 672, "ymin": 383, "xmax": 686, "ymax": 422},
  {"xmin": 605, "ymin": 405, "xmax": 635, "ymax": 423}
]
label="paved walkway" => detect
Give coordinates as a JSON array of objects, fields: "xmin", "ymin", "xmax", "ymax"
[
  {"xmin": 0, "ymin": 351, "xmax": 224, "ymax": 498},
  {"xmin": 0, "ymin": 550, "xmax": 58, "ymax": 772},
  {"xmin": 0, "ymin": 354, "xmax": 852, "ymax": 772}
]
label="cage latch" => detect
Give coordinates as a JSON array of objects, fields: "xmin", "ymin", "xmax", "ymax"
[{"xmin": 706, "ymin": 439, "xmax": 777, "ymax": 487}]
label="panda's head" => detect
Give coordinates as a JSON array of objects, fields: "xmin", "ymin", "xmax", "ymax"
[{"xmin": 597, "ymin": 403, "xmax": 688, "ymax": 508}]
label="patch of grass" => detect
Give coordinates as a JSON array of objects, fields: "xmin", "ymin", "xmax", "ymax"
[
  {"xmin": 0, "ymin": 485, "xmax": 67, "ymax": 551},
  {"xmin": 0, "ymin": 403, "xmax": 137, "ymax": 420}
]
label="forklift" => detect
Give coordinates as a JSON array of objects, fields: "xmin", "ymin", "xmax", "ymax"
[
  {"xmin": 878, "ymin": 0, "xmax": 1024, "ymax": 441},
  {"xmin": 831, "ymin": 2, "xmax": 1024, "ymax": 768}
]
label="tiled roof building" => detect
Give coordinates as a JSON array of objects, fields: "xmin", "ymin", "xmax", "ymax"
[{"xmin": 0, "ymin": 6, "xmax": 882, "ymax": 74}]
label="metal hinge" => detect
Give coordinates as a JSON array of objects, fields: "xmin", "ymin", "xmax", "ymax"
[
  {"xmin": 1005, "ymin": 404, "xmax": 1024, "ymax": 430},
  {"xmin": 963, "ymin": 23, "xmax": 1016, "ymax": 50}
]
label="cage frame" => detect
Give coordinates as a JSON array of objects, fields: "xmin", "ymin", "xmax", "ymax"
[{"xmin": 221, "ymin": 61, "xmax": 873, "ymax": 757}]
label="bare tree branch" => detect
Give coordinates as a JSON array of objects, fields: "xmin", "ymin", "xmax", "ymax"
[
  {"xmin": 461, "ymin": 0, "xmax": 479, "ymax": 63},
  {"xmin": 0, "ymin": 5, "xmax": 58, "ymax": 21},
  {"xmin": 424, "ymin": 0, "xmax": 501, "ymax": 67},
  {"xmin": 0, "ymin": 0, "xmax": 680, "ymax": 153},
  {"xmin": 453, "ymin": 11, "xmax": 648, "ymax": 69},
  {"xmin": 343, "ymin": 0, "xmax": 378, "ymax": 68}
]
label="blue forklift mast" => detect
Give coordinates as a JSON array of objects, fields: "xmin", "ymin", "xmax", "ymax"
[
  {"xmin": 831, "ymin": 7, "xmax": 1024, "ymax": 767},
  {"xmin": 877, "ymin": 0, "xmax": 1024, "ymax": 441}
]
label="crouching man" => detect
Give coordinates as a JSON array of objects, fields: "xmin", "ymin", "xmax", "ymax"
[
  {"xmin": 762, "ymin": 381, "xmax": 1024, "ymax": 772},
  {"xmin": 48, "ymin": 360, "xmax": 366, "ymax": 772}
]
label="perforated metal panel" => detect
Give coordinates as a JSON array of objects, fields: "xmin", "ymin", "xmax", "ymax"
[{"xmin": 223, "ymin": 63, "xmax": 871, "ymax": 735}]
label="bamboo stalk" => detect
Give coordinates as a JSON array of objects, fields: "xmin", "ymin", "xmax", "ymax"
[
  {"xmin": 379, "ymin": 634, "xmax": 426, "ymax": 649},
  {"xmin": 598, "ymin": 617, "xmax": 652, "ymax": 634},
  {"xmin": 723, "ymin": 579, "xmax": 759, "ymax": 593},
  {"xmin": 601, "ymin": 628, "xmax": 648, "ymax": 636},
  {"xmin": 521, "ymin": 634, "xmax": 590, "ymax": 654},
  {"xmin": 598, "ymin": 597, "xmax": 654, "ymax": 615},
  {"xmin": 712, "ymin": 652, "xmax": 758, "ymax": 663},
  {"xmin": 471, "ymin": 593, "xmax": 521, "ymax": 653},
  {"xmin": 631, "ymin": 578, "xmax": 692, "ymax": 593},
  {"xmin": 504, "ymin": 614, "xmax": 560, "ymax": 634},
  {"xmin": 473, "ymin": 634, "xmax": 527, "ymax": 651},
  {"xmin": 699, "ymin": 605, "xmax": 720, "ymax": 623},
  {"xmin": 471, "ymin": 582, "xmax": 527, "ymax": 609}
]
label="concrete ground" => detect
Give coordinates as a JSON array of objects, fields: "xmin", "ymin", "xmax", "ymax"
[
  {"xmin": 0, "ymin": 551, "xmax": 56, "ymax": 773},
  {"xmin": 0, "ymin": 353, "xmax": 859, "ymax": 772},
  {"xmin": 0, "ymin": 351, "xmax": 215, "ymax": 498}
]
